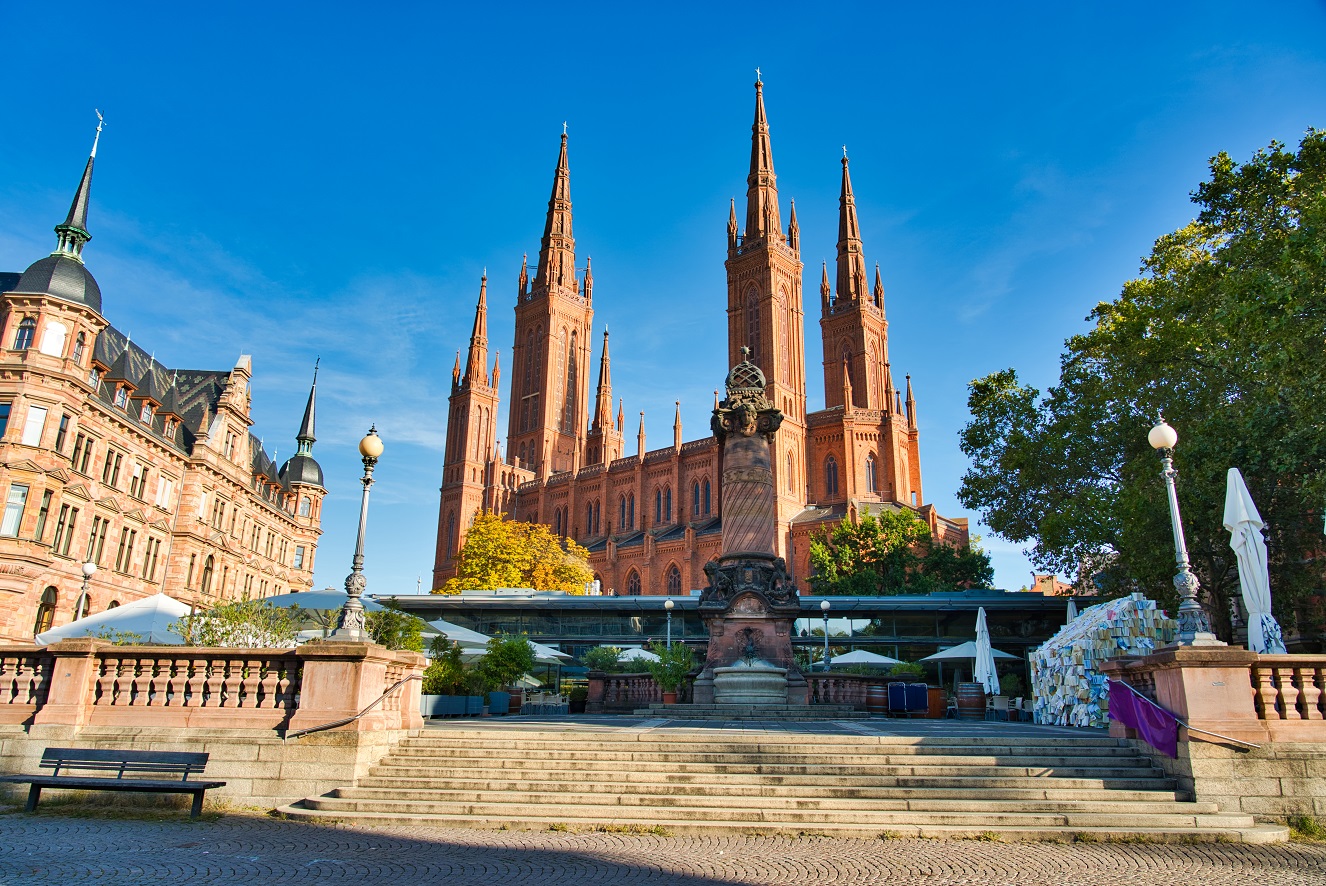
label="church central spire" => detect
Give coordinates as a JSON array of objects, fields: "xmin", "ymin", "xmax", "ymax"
[
  {"xmin": 534, "ymin": 132, "xmax": 576, "ymax": 292},
  {"xmin": 744, "ymin": 77, "xmax": 782, "ymax": 243},
  {"xmin": 835, "ymin": 152, "xmax": 868, "ymax": 305},
  {"xmin": 463, "ymin": 274, "xmax": 490, "ymax": 387}
]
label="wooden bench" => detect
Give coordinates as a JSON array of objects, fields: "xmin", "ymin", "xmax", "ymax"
[{"xmin": 0, "ymin": 748, "xmax": 226, "ymax": 819}]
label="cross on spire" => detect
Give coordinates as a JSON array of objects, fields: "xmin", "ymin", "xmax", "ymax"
[{"xmin": 755, "ymin": 66, "xmax": 762, "ymax": 83}]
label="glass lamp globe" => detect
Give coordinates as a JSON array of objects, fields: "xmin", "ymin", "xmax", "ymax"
[
  {"xmin": 1148, "ymin": 420, "xmax": 1178, "ymax": 451},
  {"xmin": 664, "ymin": 599, "xmax": 674, "ymax": 610},
  {"xmin": 820, "ymin": 599, "xmax": 831, "ymax": 613},
  {"xmin": 359, "ymin": 427, "xmax": 384, "ymax": 458},
  {"xmin": 81, "ymin": 561, "xmax": 98, "ymax": 578}
]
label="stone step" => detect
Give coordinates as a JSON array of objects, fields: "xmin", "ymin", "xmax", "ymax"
[
  {"xmin": 365, "ymin": 766, "xmax": 1176, "ymax": 792},
  {"xmin": 397, "ymin": 737, "xmax": 1141, "ymax": 757},
  {"xmin": 408, "ymin": 729, "xmax": 1128, "ymax": 749},
  {"xmin": 386, "ymin": 747, "xmax": 1153, "ymax": 768},
  {"xmin": 353, "ymin": 775, "xmax": 1186, "ymax": 803},
  {"xmin": 632, "ymin": 709, "xmax": 871, "ymax": 720},
  {"xmin": 294, "ymin": 795, "xmax": 1258, "ymax": 831},
  {"xmin": 273, "ymin": 805, "xmax": 1287, "ymax": 844},
  {"xmin": 372, "ymin": 758, "xmax": 1161, "ymax": 780},
  {"xmin": 331, "ymin": 785, "xmax": 1220, "ymax": 815}
]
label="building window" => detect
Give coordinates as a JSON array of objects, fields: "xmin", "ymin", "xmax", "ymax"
[
  {"xmin": 21, "ymin": 405, "xmax": 48, "ymax": 447},
  {"xmin": 71, "ymin": 433, "xmax": 93, "ymax": 473},
  {"xmin": 38, "ymin": 321, "xmax": 67, "ymax": 357},
  {"xmin": 141, "ymin": 537, "xmax": 161, "ymax": 582},
  {"xmin": 52, "ymin": 505, "xmax": 78, "ymax": 556},
  {"xmin": 825, "ymin": 456, "xmax": 839, "ymax": 496},
  {"xmin": 55, "ymin": 414, "xmax": 70, "ymax": 452},
  {"xmin": 201, "ymin": 556, "xmax": 215, "ymax": 594},
  {"xmin": 164, "ymin": 419, "xmax": 177, "ymax": 440},
  {"xmin": 139, "ymin": 402, "xmax": 154, "ymax": 423},
  {"xmin": 33, "ymin": 587, "xmax": 57, "ymax": 635},
  {"xmin": 703, "ymin": 478, "xmax": 711, "ymax": 515},
  {"xmin": 86, "ymin": 515, "xmax": 110, "ymax": 565},
  {"xmin": 299, "ymin": 496, "xmax": 311, "ymax": 517},
  {"xmin": 155, "ymin": 477, "xmax": 175, "ymax": 509},
  {"xmin": 88, "ymin": 367, "xmax": 103, "ymax": 387},
  {"xmin": 107, "ymin": 600, "xmax": 120, "ymax": 609},
  {"xmin": 187, "ymin": 554, "xmax": 196, "ymax": 587},
  {"xmin": 692, "ymin": 481, "xmax": 700, "ymax": 517},
  {"xmin": 0, "ymin": 402, "xmax": 10, "ymax": 439},
  {"xmin": 745, "ymin": 290, "xmax": 759, "ymax": 362},
  {"xmin": 114, "ymin": 528, "xmax": 137, "ymax": 573},
  {"xmin": 786, "ymin": 450, "xmax": 795, "ymax": 491},
  {"xmin": 666, "ymin": 564, "xmax": 682, "ymax": 595},
  {"xmin": 13, "ymin": 318, "xmax": 35, "ymax": 350},
  {"xmin": 865, "ymin": 453, "xmax": 877, "ymax": 492},
  {"xmin": 114, "ymin": 386, "xmax": 128, "ymax": 409},
  {"xmin": 911, "ymin": 491, "xmax": 918, "ymax": 506},
  {"xmin": 294, "ymin": 545, "xmax": 306, "ymax": 570},
  {"xmin": 101, "ymin": 449, "xmax": 123, "ymax": 486},
  {"xmin": 626, "ymin": 570, "xmax": 641, "ymax": 596},
  {"xmin": 1, "ymin": 484, "xmax": 29, "ymax": 537},
  {"xmin": 593, "ymin": 500, "xmax": 600, "ymax": 535},
  {"xmin": 73, "ymin": 333, "xmax": 85, "ymax": 363},
  {"xmin": 212, "ymin": 498, "xmax": 226, "ymax": 530},
  {"xmin": 128, "ymin": 463, "xmax": 147, "ymax": 499},
  {"xmin": 34, "ymin": 490, "xmax": 52, "ymax": 541}
]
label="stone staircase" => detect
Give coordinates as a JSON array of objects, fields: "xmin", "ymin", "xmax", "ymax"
[
  {"xmin": 278, "ymin": 725, "xmax": 1287, "ymax": 842},
  {"xmin": 632, "ymin": 704, "xmax": 869, "ymax": 720}
]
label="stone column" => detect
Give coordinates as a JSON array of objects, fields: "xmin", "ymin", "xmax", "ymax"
[{"xmin": 31, "ymin": 638, "xmax": 103, "ymax": 729}]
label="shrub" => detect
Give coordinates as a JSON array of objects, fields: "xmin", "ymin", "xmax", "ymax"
[
  {"xmin": 171, "ymin": 599, "xmax": 302, "ymax": 648},
  {"xmin": 422, "ymin": 637, "xmax": 468, "ymax": 695},
  {"xmin": 645, "ymin": 641, "xmax": 696, "ymax": 692},
  {"xmin": 582, "ymin": 645, "xmax": 624, "ymax": 672},
  {"xmin": 364, "ymin": 604, "xmax": 427, "ymax": 652},
  {"xmin": 888, "ymin": 661, "xmax": 925, "ymax": 679},
  {"xmin": 474, "ymin": 634, "xmax": 537, "ymax": 694}
]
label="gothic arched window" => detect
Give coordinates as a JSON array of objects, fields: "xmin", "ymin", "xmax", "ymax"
[
  {"xmin": 594, "ymin": 500, "xmax": 600, "ymax": 534},
  {"xmin": 654, "ymin": 488, "xmax": 662, "ymax": 524},
  {"xmin": 563, "ymin": 330, "xmax": 578, "ymax": 433},
  {"xmin": 664, "ymin": 487, "xmax": 672, "ymax": 523},
  {"xmin": 865, "ymin": 453, "xmax": 877, "ymax": 492},
  {"xmin": 666, "ymin": 564, "xmax": 682, "ymax": 595},
  {"xmin": 825, "ymin": 456, "xmax": 839, "ymax": 496},
  {"xmin": 745, "ymin": 289, "xmax": 760, "ymax": 362},
  {"xmin": 445, "ymin": 513, "xmax": 456, "ymax": 560},
  {"xmin": 626, "ymin": 570, "xmax": 641, "ymax": 596},
  {"xmin": 13, "ymin": 318, "xmax": 35, "ymax": 351},
  {"xmin": 692, "ymin": 481, "xmax": 700, "ymax": 516},
  {"xmin": 201, "ymin": 555, "xmax": 215, "ymax": 594},
  {"xmin": 33, "ymin": 586, "xmax": 57, "ymax": 635},
  {"xmin": 786, "ymin": 449, "xmax": 796, "ymax": 491},
  {"xmin": 703, "ymin": 478, "xmax": 711, "ymax": 515}
]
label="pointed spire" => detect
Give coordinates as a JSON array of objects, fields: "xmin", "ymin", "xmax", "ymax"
[
  {"xmin": 727, "ymin": 198, "xmax": 739, "ymax": 252},
  {"xmin": 592, "ymin": 327, "xmax": 613, "ymax": 429},
  {"xmin": 883, "ymin": 361, "xmax": 896, "ymax": 413},
  {"xmin": 517, "ymin": 253, "xmax": 529, "ymax": 300},
  {"xmin": 637, "ymin": 411, "xmax": 646, "ymax": 458},
  {"xmin": 534, "ymin": 132, "xmax": 575, "ymax": 292},
  {"xmin": 873, "ymin": 263, "xmax": 885, "ymax": 310},
  {"xmin": 673, "ymin": 401, "xmax": 682, "ymax": 450},
  {"xmin": 463, "ymin": 274, "xmax": 490, "ymax": 387},
  {"xmin": 841, "ymin": 357, "xmax": 854, "ymax": 411},
  {"xmin": 787, "ymin": 199, "xmax": 799, "ymax": 252},
  {"xmin": 296, "ymin": 360, "xmax": 318, "ymax": 455},
  {"xmin": 744, "ymin": 77, "xmax": 782, "ymax": 242},
  {"xmin": 54, "ymin": 110, "xmax": 104, "ymax": 261},
  {"xmin": 905, "ymin": 373, "xmax": 916, "ymax": 428},
  {"xmin": 820, "ymin": 261, "xmax": 831, "ymax": 314},
  {"xmin": 451, "ymin": 351, "xmax": 461, "ymax": 389},
  {"xmin": 617, "ymin": 398, "xmax": 625, "ymax": 432},
  {"xmin": 836, "ymin": 151, "xmax": 868, "ymax": 305},
  {"xmin": 583, "ymin": 256, "xmax": 593, "ymax": 304},
  {"xmin": 492, "ymin": 350, "xmax": 501, "ymax": 388}
]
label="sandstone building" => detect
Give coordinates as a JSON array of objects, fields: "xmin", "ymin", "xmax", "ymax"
[
  {"xmin": 0, "ymin": 126, "xmax": 326, "ymax": 640},
  {"xmin": 434, "ymin": 79, "xmax": 968, "ymax": 595}
]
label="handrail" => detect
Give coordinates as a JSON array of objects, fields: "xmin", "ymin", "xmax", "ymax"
[
  {"xmin": 284, "ymin": 674, "xmax": 421, "ymax": 741},
  {"xmin": 1110, "ymin": 678, "xmax": 1260, "ymax": 750}
]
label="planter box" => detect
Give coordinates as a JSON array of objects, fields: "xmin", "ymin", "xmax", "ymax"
[
  {"xmin": 489, "ymin": 691, "xmax": 511, "ymax": 715},
  {"xmin": 420, "ymin": 695, "xmax": 485, "ymax": 718}
]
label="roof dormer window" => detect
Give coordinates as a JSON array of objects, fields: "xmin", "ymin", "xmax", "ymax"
[
  {"xmin": 164, "ymin": 419, "xmax": 177, "ymax": 441},
  {"xmin": 114, "ymin": 387, "xmax": 128, "ymax": 409},
  {"xmin": 88, "ymin": 367, "xmax": 103, "ymax": 388},
  {"xmin": 139, "ymin": 403, "xmax": 154, "ymax": 423}
]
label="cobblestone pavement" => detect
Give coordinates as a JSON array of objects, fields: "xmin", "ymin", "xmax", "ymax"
[{"xmin": 1, "ymin": 813, "xmax": 1324, "ymax": 885}]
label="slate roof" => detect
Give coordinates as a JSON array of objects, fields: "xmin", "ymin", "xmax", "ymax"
[{"xmin": 12, "ymin": 254, "xmax": 102, "ymax": 313}]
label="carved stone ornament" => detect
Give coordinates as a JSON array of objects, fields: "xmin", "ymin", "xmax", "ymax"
[
  {"xmin": 344, "ymin": 572, "xmax": 368, "ymax": 595},
  {"xmin": 700, "ymin": 555, "xmax": 798, "ymax": 613}
]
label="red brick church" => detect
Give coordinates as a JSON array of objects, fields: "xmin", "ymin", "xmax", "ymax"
[{"xmin": 433, "ymin": 79, "xmax": 968, "ymax": 595}]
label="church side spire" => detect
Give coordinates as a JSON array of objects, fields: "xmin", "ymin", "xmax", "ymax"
[
  {"xmin": 727, "ymin": 198, "xmax": 738, "ymax": 253},
  {"xmin": 873, "ymin": 263, "xmax": 885, "ymax": 310},
  {"xmin": 905, "ymin": 373, "xmax": 916, "ymax": 428},
  {"xmin": 744, "ymin": 77, "xmax": 782, "ymax": 243},
  {"xmin": 820, "ymin": 261, "xmax": 831, "ymax": 314},
  {"xmin": 836, "ymin": 152, "xmax": 868, "ymax": 305},
  {"xmin": 592, "ymin": 328, "xmax": 613, "ymax": 428},
  {"xmin": 673, "ymin": 401, "xmax": 682, "ymax": 450},
  {"xmin": 295, "ymin": 360, "xmax": 318, "ymax": 455},
  {"xmin": 463, "ymin": 274, "xmax": 490, "ymax": 387},
  {"xmin": 534, "ymin": 133, "xmax": 575, "ymax": 292}
]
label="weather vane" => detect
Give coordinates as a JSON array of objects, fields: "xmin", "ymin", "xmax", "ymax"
[
  {"xmin": 755, "ymin": 66, "xmax": 762, "ymax": 82},
  {"xmin": 562, "ymin": 121, "xmax": 568, "ymax": 136},
  {"xmin": 842, "ymin": 145, "xmax": 848, "ymax": 158},
  {"xmin": 92, "ymin": 109, "xmax": 106, "ymax": 157}
]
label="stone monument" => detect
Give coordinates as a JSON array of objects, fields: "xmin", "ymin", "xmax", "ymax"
[{"xmin": 692, "ymin": 348, "xmax": 807, "ymax": 705}]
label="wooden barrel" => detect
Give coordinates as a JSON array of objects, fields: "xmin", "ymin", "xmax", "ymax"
[
  {"xmin": 955, "ymin": 682, "xmax": 987, "ymax": 720},
  {"xmin": 865, "ymin": 684, "xmax": 888, "ymax": 714}
]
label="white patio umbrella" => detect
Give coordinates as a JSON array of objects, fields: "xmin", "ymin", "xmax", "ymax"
[
  {"xmin": 36, "ymin": 593, "xmax": 192, "ymax": 645},
  {"xmin": 1223, "ymin": 468, "xmax": 1287, "ymax": 654},
  {"xmin": 973, "ymin": 607, "xmax": 1001, "ymax": 695},
  {"xmin": 263, "ymin": 589, "xmax": 386, "ymax": 613},
  {"xmin": 920, "ymin": 639, "xmax": 1017, "ymax": 689},
  {"xmin": 619, "ymin": 647, "xmax": 661, "ymax": 664},
  {"xmin": 427, "ymin": 618, "xmax": 495, "ymax": 650},
  {"xmin": 827, "ymin": 649, "xmax": 903, "ymax": 668},
  {"xmin": 1066, "ymin": 598, "xmax": 1079, "ymax": 623}
]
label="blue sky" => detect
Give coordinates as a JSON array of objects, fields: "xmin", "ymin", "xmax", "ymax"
[{"xmin": 1, "ymin": 2, "xmax": 1323, "ymax": 595}]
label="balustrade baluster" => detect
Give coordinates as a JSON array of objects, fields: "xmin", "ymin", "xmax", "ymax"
[
  {"xmin": 1253, "ymin": 666, "xmax": 1278, "ymax": 719},
  {"xmin": 1296, "ymin": 666, "xmax": 1322, "ymax": 721},
  {"xmin": 1274, "ymin": 667, "xmax": 1301, "ymax": 720}
]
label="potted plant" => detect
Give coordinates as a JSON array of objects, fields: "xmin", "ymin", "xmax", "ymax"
[
  {"xmin": 645, "ymin": 640, "xmax": 696, "ymax": 704},
  {"xmin": 568, "ymin": 686, "xmax": 588, "ymax": 714}
]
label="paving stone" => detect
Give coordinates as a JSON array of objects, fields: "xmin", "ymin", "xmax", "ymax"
[{"xmin": 0, "ymin": 813, "xmax": 1322, "ymax": 885}]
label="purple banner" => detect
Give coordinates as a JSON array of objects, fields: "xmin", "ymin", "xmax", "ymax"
[{"xmin": 1108, "ymin": 680, "xmax": 1178, "ymax": 758}]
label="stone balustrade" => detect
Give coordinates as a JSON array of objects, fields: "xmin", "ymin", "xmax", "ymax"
[{"xmin": 806, "ymin": 673, "xmax": 880, "ymax": 709}]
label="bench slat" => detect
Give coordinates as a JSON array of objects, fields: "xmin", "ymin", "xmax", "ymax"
[{"xmin": 6, "ymin": 748, "xmax": 224, "ymax": 820}]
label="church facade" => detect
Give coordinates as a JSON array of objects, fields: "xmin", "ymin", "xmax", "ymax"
[
  {"xmin": 0, "ymin": 125, "xmax": 326, "ymax": 641},
  {"xmin": 433, "ymin": 80, "xmax": 968, "ymax": 595}
]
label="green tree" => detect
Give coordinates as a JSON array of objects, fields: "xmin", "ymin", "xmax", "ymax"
[
  {"xmin": 437, "ymin": 512, "xmax": 594, "ymax": 594},
  {"xmin": 807, "ymin": 510, "xmax": 993, "ymax": 595},
  {"xmin": 958, "ymin": 130, "xmax": 1326, "ymax": 638},
  {"xmin": 473, "ymin": 633, "xmax": 537, "ymax": 694},
  {"xmin": 421, "ymin": 637, "xmax": 469, "ymax": 695},
  {"xmin": 582, "ymin": 645, "xmax": 624, "ymax": 672},
  {"xmin": 365, "ymin": 602, "xmax": 427, "ymax": 652},
  {"xmin": 171, "ymin": 599, "xmax": 303, "ymax": 648},
  {"xmin": 644, "ymin": 640, "xmax": 696, "ymax": 693}
]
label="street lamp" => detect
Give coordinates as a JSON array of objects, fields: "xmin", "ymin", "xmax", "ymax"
[
  {"xmin": 820, "ymin": 599, "xmax": 832, "ymax": 671},
  {"xmin": 333, "ymin": 426, "xmax": 383, "ymax": 641},
  {"xmin": 1148, "ymin": 415, "xmax": 1221, "ymax": 646},
  {"xmin": 77, "ymin": 561, "xmax": 96, "ymax": 619},
  {"xmin": 664, "ymin": 598, "xmax": 674, "ymax": 648}
]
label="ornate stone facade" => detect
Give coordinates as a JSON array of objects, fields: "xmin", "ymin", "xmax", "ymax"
[
  {"xmin": 0, "ymin": 133, "xmax": 325, "ymax": 641},
  {"xmin": 433, "ymin": 78, "xmax": 969, "ymax": 595}
]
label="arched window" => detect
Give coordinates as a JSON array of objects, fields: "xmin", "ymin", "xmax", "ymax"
[
  {"xmin": 107, "ymin": 600, "xmax": 120, "ymax": 610},
  {"xmin": 593, "ymin": 500, "xmax": 600, "ymax": 535},
  {"xmin": 299, "ymin": 496, "xmax": 311, "ymax": 517},
  {"xmin": 627, "ymin": 493, "xmax": 635, "ymax": 529},
  {"xmin": 563, "ymin": 329, "xmax": 578, "ymax": 433},
  {"xmin": 745, "ymin": 289, "xmax": 760, "ymax": 362},
  {"xmin": 654, "ymin": 488, "xmax": 662, "ymax": 523},
  {"xmin": 586, "ymin": 502, "xmax": 594, "ymax": 536},
  {"xmin": 553, "ymin": 328, "xmax": 567, "ymax": 433},
  {"xmin": 692, "ymin": 481, "xmax": 700, "ymax": 516},
  {"xmin": 73, "ymin": 332, "xmax": 86, "ymax": 363},
  {"xmin": 665, "ymin": 564, "xmax": 682, "ymax": 596},
  {"xmin": 869, "ymin": 343, "xmax": 882, "ymax": 407},
  {"xmin": 33, "ymin": 587, "xmax": 57, "ymax": 634},
  {"xmin": 13, "ymin": 318, "xmax": 35, "ymax": 350},
  {"xmin": 865, "ymin": 453, "xmax": 877, "ymax": 492},
  {"xmin": 554, "ymin": 508, "xmax": 563, "ymax": 537},
  {"xmin": 703, "ymin": 478, "xmax": 711, "ymax": 515},
  {"xmin": 201, "ymin": 555, "xmax": 215, "ymax": 594},
  {"xmin": 779, "ymin": 287, "xmax": 790, "ymax": 383},
  {"xmin": 445, "ymin": 513, "xmax": 456, "ymax": 560},
  {"xmin": 786, "ymin": 450, "xmax": 796, "ymax": 491},
  {"xmin": 825, "ymin": 456, "xmax": 839, "ymax": 496},
  {"xmin": 626, "ymin": 570, "xmax": 641, "ymax": 596},
  {"xmin": 664, "ymin": 487, "xmax": 672, "ymax": 523},
  {"xmin": 619, "ymin": 494, "xmax": 628, "ymax": 530}
]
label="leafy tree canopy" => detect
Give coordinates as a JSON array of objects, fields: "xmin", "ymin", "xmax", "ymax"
[
  {"xmin": 436, "ymin": 512, "xmax": 593, "ymax": 594},
  {"xmin": 171, "ymin": 599, "xmax": 302, "ymax": 648},
  {"xmin": 807, "ymin": 510, "xmax": 994, "ymax": 596},
  {"xmin": 365, "ymin": 601, "xmax": 427, "ymax": 652},
  {"xmin": 958, "ymin": 130, "xmax": 1326, "ymax": 638}
]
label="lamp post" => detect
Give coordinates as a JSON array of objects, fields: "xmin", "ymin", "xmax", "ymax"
[
  {"xmin": 333, "ymin": 426, "xmax": 383, "ymax": 641},
  {"xmin": 1148, "ymin": 415, "xmax": 1221, "ymax": 646},
  {"xmin": 820, "ymin": 599, "xmax": 831, "ymax": 671},
  {"xmin": 664, "ymin": 598, "xmax": 674, "ymax": 648},
  {"xmin": 77, "ymin": 561, "xmax": 96, "ymax": 619}
]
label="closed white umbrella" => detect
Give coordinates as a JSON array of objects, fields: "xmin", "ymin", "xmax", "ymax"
[
  {"xmin": 36, "ymin": 593, "xmax": 192, "ymax": 645},
  {"xmin": 827, "ymin": 649, "xmax": 903, "ymax": 668},
  {"xmin": 1066, "ymin": 598, "xmax": 1079, "ymax": 623},
  {"xmin": 973, "ymin": 607, "xmax": 1001, "ymax": 695},
  {"xmin": 1223, "ymin": 468, "xmax": 1287, "ymax": 654}
]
